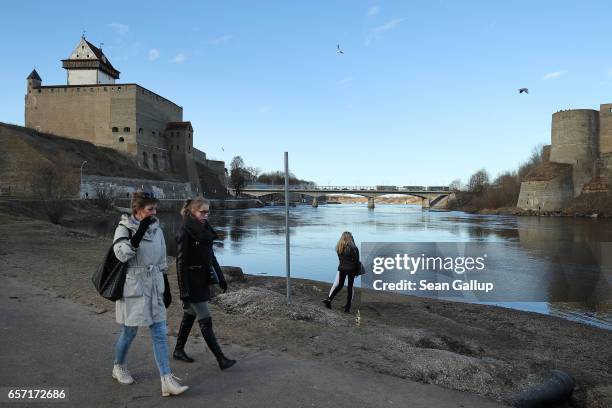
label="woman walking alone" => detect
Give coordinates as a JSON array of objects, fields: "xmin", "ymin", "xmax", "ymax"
[
  {"xmin": 111, "ymin": 191, "xmax": 188, "ymax": 397},
  {"xmin": 322, "ymin": 231, "xmax": 360, "ymax": 313},
  {"xmin": 172, "ymin": 197, "xmax": 236, "ymax": 370}
]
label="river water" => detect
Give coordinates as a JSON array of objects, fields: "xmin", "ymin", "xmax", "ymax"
[{"xmin": 90, "ymin": 203, "xmax": 612, "ymax": 330}]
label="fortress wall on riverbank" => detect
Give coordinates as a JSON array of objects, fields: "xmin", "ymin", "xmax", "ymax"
[
  {"xmin": 81, "ymin": 175, "xmax": 193, "ymax": 199},
  {"xmin": 517, "ymin": 170, "xmax": 573, "ymax": 212}
]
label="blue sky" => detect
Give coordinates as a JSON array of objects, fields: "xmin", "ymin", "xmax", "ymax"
[{"xmin": 2, "ymin": 1, "xmax": 611, "ymax": 186}]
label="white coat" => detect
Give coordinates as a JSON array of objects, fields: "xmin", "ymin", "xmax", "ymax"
[{"xmin": 113, "ymin": 214, "xmax": 168, "ymax": 327}]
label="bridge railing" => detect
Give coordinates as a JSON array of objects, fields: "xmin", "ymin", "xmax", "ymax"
[{"xmin": 242, "ymin": 185, "xmax": 451, "ymax": 192}]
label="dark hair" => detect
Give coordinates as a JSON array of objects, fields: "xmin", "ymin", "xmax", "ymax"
[{"xmin": 131, "ymin": 191, "xmax": 159, "ymax": 215}]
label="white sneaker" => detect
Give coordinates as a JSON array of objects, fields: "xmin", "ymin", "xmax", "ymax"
[
  {"xmin": 112, "ymin": 364, "xmax": 135, "ymax": 385},
  {"xmin": 160, "ymin": 373, "xmax": 189, "ymax": 397}
]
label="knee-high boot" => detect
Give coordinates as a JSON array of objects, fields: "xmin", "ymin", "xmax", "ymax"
[
  {"xmin": 198, "ymin": 317, "xmax": 236, "ymax": 370},
  {"xmin": 173, "ymin": 313, "xmax": 195, "ymax": 363}
]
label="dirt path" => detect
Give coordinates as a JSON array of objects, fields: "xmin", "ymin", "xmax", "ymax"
[{"xmin": 0, "ymin": 276, "xmax": 510, "ymax": 407}]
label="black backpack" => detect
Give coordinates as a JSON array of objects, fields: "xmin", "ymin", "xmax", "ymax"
[{"xmin": 92, "ymin": 226, "xmax": 132, "ymax": 301}]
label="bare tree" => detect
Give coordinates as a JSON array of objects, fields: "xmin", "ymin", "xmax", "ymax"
[
  {"xmin": 467, "ymin": 169, "xmax": 490, "ymax": 194},
  {"xmin": 245, "ymin": 166, "xmax": 261, "ymax": 183},
  {"xmin": 518, "ymin": 144, "xmax": 545, "ymax": 182},
  {"xmin": 93, "ymin": 184, "xmax": 116, "ymax": 212},
  {"xmin": 449, "ymin": 179, "xmax": 463, "ymax": 191},
  {"xmin": 31, "ymin": 161, "xmax": 73, "ymax": 224},
  {"xmin": 230, "ymin": 156, "xmax": 247, "ymax": 197}
]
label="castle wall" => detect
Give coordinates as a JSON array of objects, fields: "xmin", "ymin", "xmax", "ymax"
[
  {"xmin": 600, "ymin": 103, "xmax": 612, "ymax": 155},
  {"xmin": 550, "ymin": 109, "xmax": 599, "ymax": 196},
  {"xmin": 81, "ymin": 175, "xmax": 193, "ymax": 200},
  {"xmin": 24, "ymin": 84, "xmax": 183, "ymax": 172},
  {"xmin": 192, "ymin": 148, "xmax": 207, "ymax": 166},
  {"xmin": 25, "ymin": 84, "xmax": 138, "ymax": 156},
  {"xmin": 206, "ymin": 159, "xmax": 227, "ymax": 186},
  {"xmin": 516, "ymin": 174, "xmax": 574, "ymax": 212},
  {"xmin": 135, "ymin": 86, "xmax": 182, "ymax": 172}
]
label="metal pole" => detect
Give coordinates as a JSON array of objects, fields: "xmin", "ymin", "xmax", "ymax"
[
  {"xmin": 80, "ymin": 160, "xmax": 87, "ymax": 198},
  {"xmin": 284, "ymin": 152, "xmax": 291, "ymax": 305}
]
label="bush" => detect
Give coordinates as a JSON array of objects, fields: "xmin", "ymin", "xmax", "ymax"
[{"xmin": 92, "ymin": 185, "xmax": 115, "ymax": 212}]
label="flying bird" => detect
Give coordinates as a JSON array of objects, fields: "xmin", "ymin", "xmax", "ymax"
[
  {"xmin": 519, "ymin": 88, "xmax": 529, "ymax": 94},
  {"xmin": 336, "ymin": 44, "xmax": 344, "ymax": 54}
]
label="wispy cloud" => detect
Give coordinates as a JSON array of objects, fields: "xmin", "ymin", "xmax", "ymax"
[
  {"xmin": 108, "ymin": 23, "xmax": 129, "ymax": 35},
  {"xmin": 258, "ymin": 106, "xmax": 271, "ymax": 113},
  {"xmin": 207, "ymin": 35, "xmax": 233, "ymax": 45},
  {"xmin": 372, "ymin": 18, "xmax": 405, "ymax": 33},
  {"xmin": 336, "ymin": 76, "xmax": 354, "ymax": 89},
  {"xmin": 543, "ymin": 71, "xmax": 564, "ymax": 80},
  {"xmin": 365, "ymin": 18, "xmax": 405, "ymax": 46},
  {"xmin": 170, "ymin": 53, "xmax": 185, "ymax": 63},
  {"xmin": 367, "ymin": 5, "xmax": 380, "ymax": 16},
  {"xmin": 148, "ymin": 49, "xmax": 160, "ymax": 61}
]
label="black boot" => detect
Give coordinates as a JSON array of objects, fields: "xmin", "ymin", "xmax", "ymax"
[
  {"xmin": 198, "ymin": 317, "xmax": 236, "ymax": 370},
  {"xmin": 322, "ymin": 299, "xmax": 332, "ymax": 309},
  {"xmin": 173, "ymin": 313, "xmax": 195, "ymax": 363}
]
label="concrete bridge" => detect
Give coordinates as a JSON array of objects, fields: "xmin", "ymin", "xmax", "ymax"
[{"xmin": 236, "ymin": 185, "xmax": 453, "ymax": 209}]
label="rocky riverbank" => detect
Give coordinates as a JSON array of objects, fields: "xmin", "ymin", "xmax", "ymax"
[{"xmin": 0, "ymin": 210, "xmax": 610, "ymax": 407}]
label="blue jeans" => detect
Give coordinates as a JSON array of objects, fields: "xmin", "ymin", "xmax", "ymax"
[{"xmin": 113, "ymin": 320, "xmax": 171, "ymax": 376}]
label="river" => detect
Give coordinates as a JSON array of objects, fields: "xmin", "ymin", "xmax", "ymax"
[{"xmin": 89, "ymin": 203, "xmax": 612, "ymax": 330}]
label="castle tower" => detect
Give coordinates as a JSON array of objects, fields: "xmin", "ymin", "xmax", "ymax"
[
  {"xmin": 25, "ymin": 69, "xmax": 42, "ymax": 127},
  {"xmin": 600, "ymin": 103, "xmax": 612, "ymax": 156},
  {"xmin": 549, "ymin": 109, "xmax": 599, "ymax": 196},
  {"xmin": 164, "ymin": 122, "xmax": 202, "ymax": 193},
  {"xmin": 62, "ymin": 36, "xmax": 119, "ymax": 85},
  {"xmin": 26, "ymin": 69, "xmax": 42, "ymax": 92}
]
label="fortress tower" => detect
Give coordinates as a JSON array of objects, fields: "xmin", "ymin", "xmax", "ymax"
[
  {"xmin": 62, "ymin": 36, "xmax": 120, "ymax": 85},
  {"xmin": 517, "ymin": 103, "xmax": 612, "ymax": 212}
]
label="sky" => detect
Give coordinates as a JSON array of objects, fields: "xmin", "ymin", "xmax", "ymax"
[{"xmin": 1, "ymin": 1, "xmax": 611, "ymax": 186}]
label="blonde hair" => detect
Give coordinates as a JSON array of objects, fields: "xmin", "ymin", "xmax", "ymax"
[
  {"xmin": 131, "ymin": 191, "xmax": 159, "ymax": 215},
  {"xmin": 336, "ymin": 231, "xmax": 356, "ymax": 255},
  {"xmin": 181, "ymin": 196, "xmax": 210, "ymax": 218}
]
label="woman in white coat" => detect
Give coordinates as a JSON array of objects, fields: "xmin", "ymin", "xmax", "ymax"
[{"xmin": 111, "ymin": 191, "xmax": 188, "ymax": 397}]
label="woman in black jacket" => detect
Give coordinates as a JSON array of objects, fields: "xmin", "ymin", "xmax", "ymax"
[
  {"xmin": 172, "ymin": 197, "xmax": 236, "ymax": 370},
  {"xmin": 322, "ymin": 231, "xmax": 360, "ymax": 313}
]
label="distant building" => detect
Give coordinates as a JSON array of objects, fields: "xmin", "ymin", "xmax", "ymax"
[{"xmin": 24, "ymin": 36, "xmax": 225, "ymax": 190}]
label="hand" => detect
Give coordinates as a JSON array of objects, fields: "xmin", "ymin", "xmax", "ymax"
[
  {"xmin": 163, "ymin": 274, "xmax": 172, "ymax": 308},
  {"xmin": 131, "ymin": 216, "xmax": 155, "ymax": 248},
  {"xmin": 219, "ymin": 280, "xmax": 228, "ymax": 293}
]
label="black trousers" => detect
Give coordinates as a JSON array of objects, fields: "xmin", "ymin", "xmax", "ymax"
[{"xmin": 328, "ymin": 270, "xmax": 355, "ymax": 308}]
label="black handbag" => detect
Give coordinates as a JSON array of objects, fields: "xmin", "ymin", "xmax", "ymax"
[
  {"xmin": 92, "ymin": 227, "xmax": 132, "ymax": 301},
  {"xmin": 357, "ymin": 262, "xmax": 366, "ymax": 276}
]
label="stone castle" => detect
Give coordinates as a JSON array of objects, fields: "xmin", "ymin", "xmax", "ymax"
[
  {"xmin": 517, "ymin": 103, "xmax": 612, "ymax": 211},
  {"xmin": 24, "ymin": 36, "xmax": 225, "ymax": 192}
]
